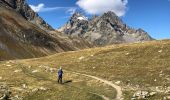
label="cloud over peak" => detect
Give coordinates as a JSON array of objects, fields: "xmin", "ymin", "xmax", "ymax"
[{"xmin": 76, "ymin": 0, "xmax": 128, "ymax": 17}]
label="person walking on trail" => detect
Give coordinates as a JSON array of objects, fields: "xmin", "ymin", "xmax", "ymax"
[{"xmin": 58, "ymin": 67, "xmax": 63, "ymax": 84}]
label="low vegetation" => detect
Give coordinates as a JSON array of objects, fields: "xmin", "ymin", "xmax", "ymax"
[{"xmin": 1, "ymin": 40, "xmax": 170, "ymax": 99}]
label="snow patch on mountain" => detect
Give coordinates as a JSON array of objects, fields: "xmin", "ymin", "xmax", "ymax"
[{"xmin": 77, "ymin": 16, "xmax": 88, "ymax": 21}]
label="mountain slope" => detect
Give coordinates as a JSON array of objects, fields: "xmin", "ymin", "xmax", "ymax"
[
  {"xmin": 58, "ymin": 12, "xmax": 153, "ymax": 46},
  {"xmin": 1, "ymin": 0, "xmax": 53, "ymax": 31},
  {"xmin": 0, "ymin": 1, "xmax": 93, "ymax": 60}
]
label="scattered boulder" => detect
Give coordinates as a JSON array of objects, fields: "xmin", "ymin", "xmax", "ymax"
[
  {"xmin": 155, "ymin": 86, "xmax": 164, "ymax": 92},
  {"xmin": 154, "ymin": 79, "xmax": 157, "ymax": 82},
  {"xmin": 135, "ymin": 85, "xmax": 140, "ymax": 88},
  {"xmin": 32, "ymin": 88, "xmax": 38, "ymax": 92},
  {"xmin": 22, "ymin": 84, "xmax": 27, "ymax": 89},
  {"xmin": 6, "ymin": 61, "xmax": 15, "ymax": 64},
  {"xmin": 158, "ymin": 50, "xmax": 162, "ymax": 53},
  {"xmin": 79, "ymin": 56, "xmax": 85, "ymax": 60},
  {"xmin": 39, "ymin": 65, "xmax": 57, "ymax": 73},
  {"xmin": 159, "ymin": 73, "xmax": 163, "ymax": 77},
  {"xmin": 39, "ymin": 65, "xmax": 46, "ymax": 68},
  {"xmin": 132, "ymin": 90, "xmax": 156, "ymax": 99},
  {"xmin": 39, "ymin": 87, "xmax": 47, "ymax": 91},
  {"xmin": 49, "ymin": 68, "xmax": 54, "ymax": 73},
  {"xmin": 46, "ymin": 68, "xmax": 56, "ymax": 73},
  {"xmin": 6, "ymin": 65, "xmax": 11, "ymax": 67},
  {"xmin": 160, "ymin": 71, "xmax": 163, "ymax": 73},
  {"xmin": 125, "ymin": 53, "xmax": 130, "ymax": 55},
  {"xmin": 14, "ymin": 70, "xmax": 22, "ymax": 73},
  {"xmin": 28, "ymin": 66, "xmax": 32, "ymax": 69},
  {"xmin": 31, "ymin": 87, "xmax": 47, "ymax": 92},
  {"xmin": 149, "ymin": 92, "xmax": 156, "ymax": 96},
  {"xmin": 32, "ymin": 70, "xmax": 39, "ymax": 73},
  {"xmin": 115, "ymin": 81, "xmax": 121, "ymax": 85}
]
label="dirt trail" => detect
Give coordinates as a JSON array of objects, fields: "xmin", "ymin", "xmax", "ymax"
[{"xmin": 71, "ymin": 71, "xmax": 123, "ymax": 100}]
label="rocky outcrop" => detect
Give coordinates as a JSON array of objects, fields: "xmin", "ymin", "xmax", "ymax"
[
  {"xmin": 59, "ymin": 11, "xmax": 153, "ymax": 46},
  {"xmin": 1, "ymin": 0, "xmax": 53, "ymax": 31}
]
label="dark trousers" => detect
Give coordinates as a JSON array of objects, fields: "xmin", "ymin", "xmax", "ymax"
[{"xmin": 58, "ymin": 77, "xmax": 62, "ymax": 84}]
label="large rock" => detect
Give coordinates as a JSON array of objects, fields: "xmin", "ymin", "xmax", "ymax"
[{"xmin": 58, "ymin": 11, "xmax": 153, "ymax": 46}]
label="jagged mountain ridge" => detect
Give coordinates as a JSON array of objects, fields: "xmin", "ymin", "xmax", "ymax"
[
  {"xmin": 1, "ymin": 0, "xmax": 53, "ymax": 31},
  {"xmin": 58, "ymin": 12, "xmax": 153, "ymax": 45}
]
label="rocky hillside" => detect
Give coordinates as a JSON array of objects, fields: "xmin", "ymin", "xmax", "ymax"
[
  {"xmin": 1, "ymin": 0, "xmax": 53, "ymax": 31},
  {"xmin": 0, "ymin": 0, "xmax": 93, "ymax": 60},
  {"xmin": 58, "ymin": 12, "xmax": 153, "ymax": 46}
]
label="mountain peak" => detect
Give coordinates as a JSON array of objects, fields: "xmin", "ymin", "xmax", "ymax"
[
  {"xmin": 98, "ymin": 11, "xmax": 124, "ymax": 27},
  {"xmin": 72, "ymin": 12, "xmax": 82, "ymax": 17},
  {"xmin": 101, "ymin": 11, "xmax": 120, "ymax": 21},
  {"xmin": 104, "ymin": 11, "xmax": 117, "ymax": 17},
  {"xmin": 71, "ymin": 12, "xmax": 88, "ymax": 21}
]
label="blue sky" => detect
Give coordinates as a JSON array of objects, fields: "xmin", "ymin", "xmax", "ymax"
[{"xmin": 27, "ymin": 0, "xmax": 170, "ymax": 39}]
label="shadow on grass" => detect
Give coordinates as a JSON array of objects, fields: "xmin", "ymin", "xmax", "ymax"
[{"xmin": 63, "ymin": 80, "xmax": 72, "ymax": 84}]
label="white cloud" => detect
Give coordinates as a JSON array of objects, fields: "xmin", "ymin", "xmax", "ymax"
[
  {"xmin": 29, "ymin": 3, "xmax": 45, "ymax": 12},
  {"xmin": 66, "ymin": 8, "xmax": 77, "ymax": 15},
  {"xmin": 29, "ymin": 3, "xmax": 76, "ymax": 13},
  {"xmin": 76, "ymin": 0, "xmax": 128, "ymax": 17}
]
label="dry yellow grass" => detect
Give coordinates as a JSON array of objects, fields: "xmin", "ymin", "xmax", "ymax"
[{"xmin": 1, "ymin": 39, "xmax": 170, "ymax": 99}]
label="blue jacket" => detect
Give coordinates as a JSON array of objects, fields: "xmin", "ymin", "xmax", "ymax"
[{"xmin": 58, "ymin": 69, "xmax": 63, "ymax": 78}]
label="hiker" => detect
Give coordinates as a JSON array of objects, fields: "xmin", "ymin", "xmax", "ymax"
[{"xmin": 58, "ymin": 67, "xmax": 63, "ymax": 84}]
